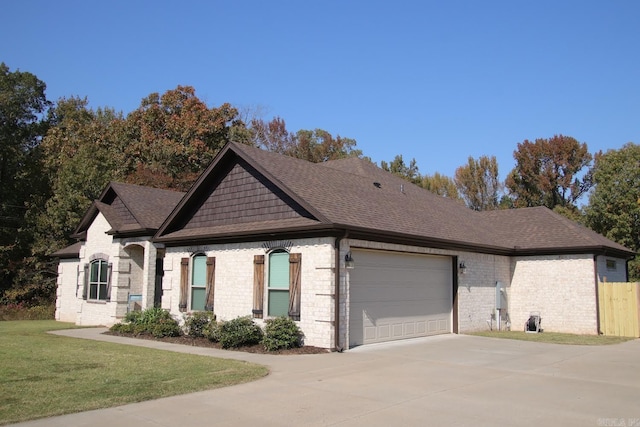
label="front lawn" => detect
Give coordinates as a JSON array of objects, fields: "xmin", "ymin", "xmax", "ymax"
[
  {"xmin": 469, "ymin": 330, "xmax": 634, "ymax": 345},
  {"xmin": 0, "ymin": 321, "xmax": 268, "ymax": 425}
]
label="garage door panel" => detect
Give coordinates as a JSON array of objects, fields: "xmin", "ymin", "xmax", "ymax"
[
  {"xmin": 349, "ymin": 249, "xmax": 452, "ymax": 347},
  {"xmin": 352, "ymin": 300, "xmax": 449, "ymax": 319},
  {"xmin": 351, "ymin": 279, "xmax": 451, "ymax": 302}
]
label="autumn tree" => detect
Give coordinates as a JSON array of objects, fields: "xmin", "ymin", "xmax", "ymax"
[
  {"xmin": 294, "ymin": 129, "xmax": 361, "ymax": 162},
  {"xmin": 585, "ymin": 143, "xmax": 640, "ymax": 279},
  {"xmin": 421, "ymin": 172, "xmax": 460, "ymax": 199},
  {"xmin": 251, "ymin": 117, "xmax": 362, "ymax": 163},
  {"xmin": 454, "ymin": 155, "xmax": 501, "ymax": 211},
  {"xmin": 251, "ymin": 116, "xmax": 296, "ymax": 154},
  {"xmin": 0, "ymin": 63, "xmax": 50, "ymax": 294},
  {"xmin": 118, "ymin": 86, "xmax": 245, "ymax": 190},
  {"xmin": 505, "ymin": 135, "xmax": 592, "ymax": 209}
]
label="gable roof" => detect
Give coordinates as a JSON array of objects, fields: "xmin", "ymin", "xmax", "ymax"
[
  {"xmin": 71, "ymin": 182, "xmax": 184, "ymax": 239},
  {"xmin": 154, "ymin": 142, "xmax": 634, "ymax": 258}
]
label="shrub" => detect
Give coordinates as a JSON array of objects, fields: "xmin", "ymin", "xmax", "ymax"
[
  {"xmin": 262, "ymin": 316, "xmax": 303, "ymax": 351},
  {"xmin": 184, "ymin": 311, "xmax": 216, "ymax": 338},
  {"xmin": 138, "ymin": 307, "xmax": 173, "ymax": 326},
  {"xmin": 131, "ymin": 323, "xmax": 148, "ymax": 336},
  {"xmin": 26, "ymin": 304, "xmax": 55, "ymax": 320},
  {"xmin": 203, "ymin": 320, "xmax": 222, "ymax": 342},
  {"xmin": 124, "ymin": 310, "xmax": 143, "ymax": 324},
  {"xmin": 110, "ymin": 322, "xmax": 135, "ymax": 334},
  {"xmin": 218, "ymin": 316, "xmax": 263, "ymax": 349},
  {"xmin": 151, "ymin": 318, "xmax": 181, "ymax": 338},
  {"xmin": 0, "ymin": 303, "xmax": 55, "ymax": 321},
  {"xmin": 110, "ymin": 307, "xmax": 180, "ymax": 337}
]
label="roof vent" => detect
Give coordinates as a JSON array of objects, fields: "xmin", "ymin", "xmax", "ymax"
[{"xmin": 373, "ymin": 182, "xmax": 381, "ymax": 188}]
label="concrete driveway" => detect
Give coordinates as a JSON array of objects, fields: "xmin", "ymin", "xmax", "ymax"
[{"xmin": 12, "ymin": 329, "xmax": 640, "ymax": 427}]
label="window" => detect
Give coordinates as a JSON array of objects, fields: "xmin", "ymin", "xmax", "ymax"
[
  {"xmin": 88, "ymin": 259, "xmax": 109, "ymax": 301},
  {"xmin": 179, "ymin": 255, "xmax": 215, "ymax": 313},
  {"xmin": 268, "ymin": 250, "xmax": 290, "ymax": 317},
  {"xmin": 606, "ymin": 259, "xmax": 617, "ymax": 271},
  {"xmin": 191, "ymin": 254, "xmax": 207, "ymax": 311}
]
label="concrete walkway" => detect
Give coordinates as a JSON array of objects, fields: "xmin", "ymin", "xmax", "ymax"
[{"xmin": 11, "ymin": 329, "xmax": 640, "ymax": 427}]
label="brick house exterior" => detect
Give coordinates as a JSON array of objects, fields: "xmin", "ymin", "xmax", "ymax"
[{"xmin": 54, "ymin": 142, "xmax": 635, "ymax": 350}]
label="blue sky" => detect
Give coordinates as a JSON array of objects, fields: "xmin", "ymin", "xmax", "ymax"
[{"xmin": 2, "ymin": 1, "xmax": 639, "ymax": 181}]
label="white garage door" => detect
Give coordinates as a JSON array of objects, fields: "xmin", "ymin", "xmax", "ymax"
[{"xmin": 349, "ymin": 249, "xmax": 452, "ymax": 348}]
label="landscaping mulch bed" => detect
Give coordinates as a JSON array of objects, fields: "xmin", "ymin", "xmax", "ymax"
[{"xmin": 104, "ymin": 331, "xmax": 330, "ymax": 355}]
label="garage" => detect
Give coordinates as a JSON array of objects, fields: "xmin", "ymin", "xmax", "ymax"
[{"xmin": 348, "ymin": 249, "xmax": 453, "ymax": 348}]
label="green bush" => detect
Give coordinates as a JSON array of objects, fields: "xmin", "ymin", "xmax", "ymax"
[
  {"xmin": 138, "ymin": 307, "xmax": 172, "ymax": 326},
  {"xmin": 110, "ymin": 322, "xmax": 135, "ymax": 334},
  {"xmin": 151, "ymin": 318, "xmax": 181, "ymax": 338},
  {"xmin": 203, "ymin": 320, "xmax": 222, "ymax": 342},
  {"xmin": 184, "ymin": 311, "xmax": 216, "ymax": 338},
  {"xmin": 218, "ymin": 316, "xmax": 263, "ymax": 349},
  {"xmin": 124, "ymin": 310, "xmax": 143, "ymax": 324},
  {"xmin": 262, "ymin": 316, "xmax": 303, "ymax": 351},
  {"xmin": 110, "ymin": 307, "xmax": 180, "ymax": 337}
]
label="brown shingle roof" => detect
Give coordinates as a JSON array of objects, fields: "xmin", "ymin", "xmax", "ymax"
[
  {"xmin": 72, "ymin": 182, "xmax": 184, "ymax": 238},
  {"xmin": 480, "ymin": 207, "xmax": 632, "ymax": 254},
  {"xmin": 228, "ymin": 142, "xmax": 502, "ymax": 249},
  {"xmin": 51, "ymin": 241, "xmax": 82, "ymax": 258},
  {"xmin": 109, "ymin": 182, "xmax": 185, "ymax": 230},
  {"xmin": 155, "ymin": 142, "xmax": 634, "ymax": 258}
]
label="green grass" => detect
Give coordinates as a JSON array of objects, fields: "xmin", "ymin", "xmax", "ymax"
[
  {"xmin": 0, "ymin": 321, "xmax": 268, "ymax": 425},
  {"xmin": 469, "ymin": 330, "xmax": 634, "ymax": 345}
]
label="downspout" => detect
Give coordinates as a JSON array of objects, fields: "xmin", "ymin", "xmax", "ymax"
[{"xmin": 334, "ymin": 233, "xmax": 347, "ymax": 352}]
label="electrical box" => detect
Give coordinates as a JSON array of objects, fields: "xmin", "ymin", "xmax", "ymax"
[
  {"xmin": 128, "ymin": 294, "xmax": 143, "ymax": 312},
  {"xmin": 495, "ymin": 281, "xmax": 504, "ymax": 309}
]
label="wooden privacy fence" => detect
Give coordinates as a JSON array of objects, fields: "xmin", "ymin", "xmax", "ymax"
[{"xmin": 598, "ymin": 282, "xmax": 640, "ymax": 338}]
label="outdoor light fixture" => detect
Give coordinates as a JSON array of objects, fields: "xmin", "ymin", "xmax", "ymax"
[
  {"xmin": 345, "ymin": 251, "xmax": 355, "ymax": 269},
  {"xmin": 459, "ymin": 261, "xmax": 467, "ymax": 275}
]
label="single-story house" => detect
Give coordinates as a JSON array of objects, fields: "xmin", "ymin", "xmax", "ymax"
[{"xmin": 53, "ymin": 142, "xmax": 635, "ymax": 349}]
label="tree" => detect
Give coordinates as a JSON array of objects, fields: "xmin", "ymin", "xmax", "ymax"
[
  {"xmin": 35, "ymin": 97, "xmax": 121, "ymax": 254},
  {"xmin": 381, "ymin": 155, "xmax": 421, "ymax": 185},
  {"xmin": 454, "ymin": 155, "xmax": 501, "ymax": 211},
  {"xmin": 421, "ymin": 172, "xmax": 460, "ymax": 199},
  {"xmin": 585, "ymin": 143, "xmax": 640, "ymax": 280},
  {"xmin": 118, "ymin": 86, "xmax": 244, "ymax": 190},
  {"xmin": 251, "ymin": 117, "xmax": 362, "ymax": 163},
  {"xmin": 250, "ymin": 116, "xmax": 296, "ymax": 154},
  {"xmin": 0, "ymin": 63, "xmax": 50, "ymax": 293},
  {"xmin": 293, "ymin": 129, "xmax": 361, "ymax": 162},
  {"xmin": 505, "ymin": 135, "xmax": 592, "ymax": 209}
]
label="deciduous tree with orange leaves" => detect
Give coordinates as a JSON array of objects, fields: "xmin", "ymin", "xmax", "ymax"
[
  {"xmin": 505, "ymin": 135, "xmax": 592, "ymax": 210},
  {"xmin": 118, "ymin": 85, "xmax": 245, "ymax": 190}
]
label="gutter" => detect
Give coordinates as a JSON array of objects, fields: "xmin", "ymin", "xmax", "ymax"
[
  {"xmin": 334, "ymin": 233, "xmax": 347, "ymax": 352},
  {"xmin": 593, "ymin": 255, "xmax": 601, "ymax": 335}
]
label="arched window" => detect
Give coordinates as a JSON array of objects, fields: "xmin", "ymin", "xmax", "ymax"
[
  {"xmin": 191, "ymin": 254, "xmax": 207, "ymax": 311},
  {"xmin": 268, "ymin": 250, "xmax": 290, "ymax": 317}
]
